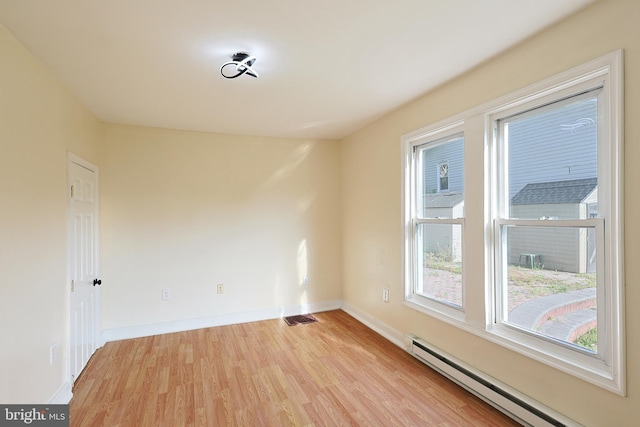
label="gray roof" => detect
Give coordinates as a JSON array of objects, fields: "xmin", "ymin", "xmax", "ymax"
[
  {"xmin": 511, "ymin": 178, "xmax": 597, "ymax": 205},
  {"xmin": 425, "ymin": 192, "xmax": 464, "ymax": 208}
]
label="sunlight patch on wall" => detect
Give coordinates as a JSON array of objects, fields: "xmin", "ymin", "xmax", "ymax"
[
  {"xmin": 297, "ymin": 239, "xmax": 309, "ymax": 288},
  {"xmin": 262, "ymin": 143, "xmax": 312, "ymax": 188}
]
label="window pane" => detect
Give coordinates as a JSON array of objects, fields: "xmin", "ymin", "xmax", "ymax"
[
  {"xmin": 501, "ymin": 225, "xmax": 597, "ymax": 353},
  {"xmin": 417, "ymin": 222, "xmax": 462, "ymax": 308},
  {"xmin": 416, "ymin": 133, "xmax": 464, "ymax": 218},
  {"xmin": 498, "ymin": 90, "xmax": 601, "ymax": 353},
  {"xmin": 502, "ymin": 91, "xmax": 599, "ymax": 220}
]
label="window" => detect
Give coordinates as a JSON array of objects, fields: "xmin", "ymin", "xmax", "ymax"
[
  {"xmin": 495, "ymin": 89, "xmax": 601, "ymax": 352},
  {"xmin": 489, "ymin": 54, "xmax": 623, "ymax": 394},
  {"xmin": 402, "ymin": 51, "xmax": 624, "ymax": 394},
  {"xmin": 438, "ymin": 162, "xmax": 449, "ymax": 192},
  {"xmin": 404, "ymin": 124, "xmax": 465, "ymax": 317}
]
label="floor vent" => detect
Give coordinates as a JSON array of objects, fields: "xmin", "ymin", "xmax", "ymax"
[
  {"xmin": 283, "ymin": 314, "xmax": 317, "ymax": 326},
  {"xmin": 407, "ymin": 336, "xmax": 580, "ymax": 427}
]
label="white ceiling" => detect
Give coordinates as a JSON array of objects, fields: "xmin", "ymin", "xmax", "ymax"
[{"xmin": 0, "ymin": 0, "xmax": 595, "ymax": 140}]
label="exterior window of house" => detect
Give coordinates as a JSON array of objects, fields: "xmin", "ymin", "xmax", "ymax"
[
  {"xmin": 489, "ymin": 52, "xmax": 623, "ymax": 393},
  {"xmin": 438, "ymin": 162, "xmax": 449, "ymax": 192},
  {"xmin": 404, "ymin": 125, "xmax": 464, "ymax": 317}
]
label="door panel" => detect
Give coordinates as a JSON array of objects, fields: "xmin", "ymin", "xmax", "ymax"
[{"xmin": 68, "ymin": 157, "xmax": 100, "ymax": 383}]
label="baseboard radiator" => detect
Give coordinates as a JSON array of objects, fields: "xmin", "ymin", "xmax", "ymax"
[{"xmin": 406, "ymin": 335, "xmax": 579, "ymax": 427}]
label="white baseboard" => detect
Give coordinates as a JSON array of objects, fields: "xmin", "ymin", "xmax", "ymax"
[
  {"xmin": 102, "ymin": 300, "xmax": 342, "ymax": 343},
  {"xmin": 49, "ymin": 381, "xmax": 73, "ymax": 404},
  {"xmin": 341, "ymin": 302, "xmax": 405, "ymax": 348}
]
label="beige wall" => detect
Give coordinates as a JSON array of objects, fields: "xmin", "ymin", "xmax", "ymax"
[
  {"xmin": 100, "ymin": 124, "xmax": 342, "ymax": 330},
  {"xmin": 0, "ymin": 25, "xmax": 102, "ymax": 403},
  {"xmin": 340, "ymin": 0, "xmax": 638, "ymax": 425}
]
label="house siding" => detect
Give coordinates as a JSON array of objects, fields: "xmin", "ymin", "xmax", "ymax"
[
  {"xmin": 422, "ymin": 203, "xmax": 463, "ymax": 262},
  {"xmin": 511, "ymin": 201, "xmax": 582, "ymax": 221},
  {"xmin": 421, "ymin": 136, "xmax": 464, "ymax": 195},
  {"xmin": 509, "ymin": 203, "xmax": 592, "ymax": 273},
  {"xmin": 506, "ymin": 94, "xmax": 598, "ymax": 198}
]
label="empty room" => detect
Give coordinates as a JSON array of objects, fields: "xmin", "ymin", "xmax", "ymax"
[{"xmin": 0, "ymin": 0, "xmax": 638, "ymax": 425}]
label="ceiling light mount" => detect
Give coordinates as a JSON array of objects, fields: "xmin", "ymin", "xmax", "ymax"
[{"xmin": 220, "ymin": 52, "xmax": 259, "ymax": 79}]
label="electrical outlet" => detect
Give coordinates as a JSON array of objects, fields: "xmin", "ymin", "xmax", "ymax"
[
  {"xmin": 382, "ymin": 288, "xmax": 389, "ymax": 302},
  {"xmin": 217, "ymin": 284, "xmax": 224, "ymax": 294},
  {"xmin": 162, "ymin": 289, "xmax": 171, "ymax": 300}
]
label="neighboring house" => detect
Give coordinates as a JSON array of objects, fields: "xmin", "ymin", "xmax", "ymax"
[
  {"xmin": 421, "ymin": 136, "xmax": 464, "ymax": 260},
  {"xmin": 422, "ymin": 135, "xmax": 464, "ymax": 195},
  {"xmin": 423, "ymin": 192, "xmax": 464, "ymax": 261},
  {"xmin": 506, "ymin": 94, "xmax": 598, "ymax": 199},
  {"xmin": 509, "ymin": 178, "xmax": 597, "ymax": 273},
  {"xmin": 421, "ymin": 100, "xmax": 598, "ymax": 271}
]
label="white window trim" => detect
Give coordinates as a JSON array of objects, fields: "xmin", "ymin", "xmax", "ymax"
[
  {"xmin": 401, "ymin": 50, "xmax": 624, "ymax": 395},
  {"xmin": 402, "ymin": 121, "xmax": 466, "ymax": 322}
]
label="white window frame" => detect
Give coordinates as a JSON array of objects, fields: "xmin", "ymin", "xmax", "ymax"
[
  {"xmin": 401, "ymin": 50, "xmax": 624, "ymax": 395},
  {"xmin": 403, "ymin": 121, "xmax": 466, "ymax": 322},
  {"xmin": 487, "ymin": 51, "xmax": 624, "ymax": 395}
]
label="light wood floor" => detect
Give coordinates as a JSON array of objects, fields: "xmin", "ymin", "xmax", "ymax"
[{"xmin": 70, "ymin": 310, "xmax": 521, "ymax": 426}]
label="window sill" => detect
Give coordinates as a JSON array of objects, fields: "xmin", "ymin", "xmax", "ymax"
[
  {"xmin": 404, "ymin": 295, "xmax": 466, "ymax": 325},
  {"xmin": 403, "ymin": 298, "xmax": 623, "ymax": 395},
  {"xmin": 484, "ymin": 324, "xmax": 623, "ymax": 395}
]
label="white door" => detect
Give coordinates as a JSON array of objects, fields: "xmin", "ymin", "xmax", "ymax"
[{"xmin": 68, "ymin": 155, "xmax": 101, "ymax": 383}]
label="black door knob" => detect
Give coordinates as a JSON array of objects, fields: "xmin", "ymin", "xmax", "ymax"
[{"xmin": 93, "ymin": 279, "xmax": 102, "ymax": 286}]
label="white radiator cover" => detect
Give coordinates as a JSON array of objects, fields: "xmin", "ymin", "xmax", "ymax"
[{"xmin": 406, "ymin": 335, "xmax": 581, "ymax": 427}]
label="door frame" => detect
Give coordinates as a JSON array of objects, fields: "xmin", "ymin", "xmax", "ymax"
[{"xmin": 66, "ymin": 152, "xmax": 102, "ymax": 384}]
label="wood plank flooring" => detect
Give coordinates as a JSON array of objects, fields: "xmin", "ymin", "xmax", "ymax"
[{"xmin": 70, "ymin": 310, "xmax": 521, "ymax": 426}]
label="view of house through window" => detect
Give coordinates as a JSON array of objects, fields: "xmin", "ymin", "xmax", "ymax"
[
  {"xmin": 497, "ymin": 89, "xmax": 600, "ymax": 352},
  {"xmin": 414, "ymin": 133, "xmax": 464, "ymax": 308},
  {"xmin": 438, "ymin": 162, "xmax": 449, "ymax": 192},
  {"xmin": 404, "ymin": 51, "xmax": 623, "ymax": 391}
]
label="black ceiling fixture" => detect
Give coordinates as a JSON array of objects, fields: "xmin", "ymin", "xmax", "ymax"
[{"xmin": 220, "ymin": 52, "xmax": 259, "ymax": 79}]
